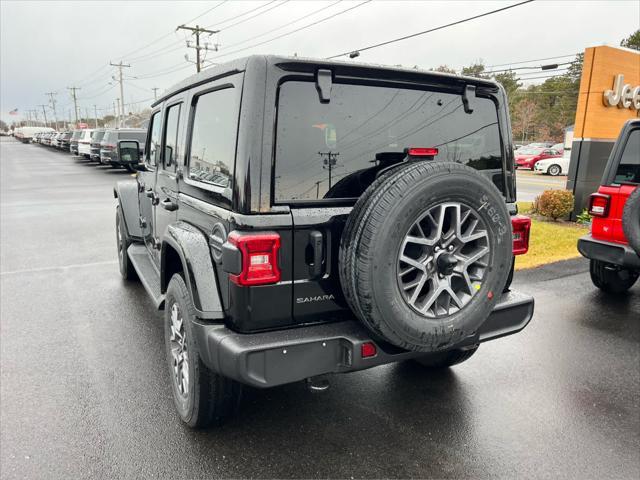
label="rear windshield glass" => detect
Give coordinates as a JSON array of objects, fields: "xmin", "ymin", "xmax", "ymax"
[
  {"xmin": 274, "ymin": 81, "xmax": 503, "ymax": 202},
  {"xmin": 613, "ymin": 129, "xmax": 640, "ymax": 184},
  {"xmin": 118, "ymin": 131, "xmax": 146, "ymax": 142}
]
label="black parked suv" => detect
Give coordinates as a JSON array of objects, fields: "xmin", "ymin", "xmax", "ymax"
[
  {"xmin": 100, "ymin": 128, "xmax": 146, "ymax": 170},
  {"xmin": 58, "ymin": 131, "xmax": 72, "ymax": 150},
  {"xmin": 114, "ymin": 56, "xmax": 534, "ymax": 427}
]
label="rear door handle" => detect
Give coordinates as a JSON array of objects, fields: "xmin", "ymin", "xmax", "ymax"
[
  {"xmin": 160, "ymin": 198, "xmax": 178, "ymax": 211},
  {"xmin": 307, "ymin": 230, "xmax": 324, "ymax": 279}
]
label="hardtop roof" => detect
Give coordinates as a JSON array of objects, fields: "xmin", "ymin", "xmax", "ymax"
[{"xmin": 152, "ymin": 54, "xmax": 501, "ymax": 108}]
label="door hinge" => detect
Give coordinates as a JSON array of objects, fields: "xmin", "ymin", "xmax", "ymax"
[{"xmin": 139, "ymin": 217, "xmax": 147, "ymax": 229}]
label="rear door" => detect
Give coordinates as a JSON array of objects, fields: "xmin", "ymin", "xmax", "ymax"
[{"xmin": 154, "ymin": 99, "xmax": 184, "ymax": 254}]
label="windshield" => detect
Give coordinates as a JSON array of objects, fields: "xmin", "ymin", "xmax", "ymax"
[
  {"xmin": 517, "ymin": 148, "xmax": 542, "ymax": 155},
  {"xmin": 71, "ymin": 131, "xmax": 83, "ymax": 140},
  {"xmin": 274, "ymin": 81, "xmax": 504, "ymax": 202}
]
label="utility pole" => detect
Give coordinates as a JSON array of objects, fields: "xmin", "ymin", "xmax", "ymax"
[
  {"xmin": 93, "ymin": 105, "xmax": 98, "ymax": 128},
  {"xmin": 116, "ymin": 98, "xmax": 121, "ymax": 128},
  {"xmin": 176, "ymin": 24, "xmax": 219, "ymax": 73},
  {"xmin": 46, "ymin": 92, "xmax": 58, "ymax": 130},
  {"xmin": 110, "ymin": 61, "xmax": 131, "ymax": 123},
  {"xmin": 67, "ymin": 86, "xmax": 81, "ymax": 125},
  {"xmin": 37, "ymin": 104, "xmax": 49, "ymax": 127},
  {"xmin": 152, "ymin": 87, "xmax": 159, "ymax": 101},
  {"xmin": 113, "ymin": 101, "xmax": 118, "ymax": 128},
  {"xmin": 318, "ymin": 151, "xmax": 340, "ymax": 190}
]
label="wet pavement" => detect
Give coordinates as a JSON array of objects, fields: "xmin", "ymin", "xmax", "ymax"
[
  {"xmin": 1, "ymin": 138, "xmax": 638, "ymax": 479},
  {"xmin": 516, "ymin": 169, "xmax": 567, "ymax": 202}
]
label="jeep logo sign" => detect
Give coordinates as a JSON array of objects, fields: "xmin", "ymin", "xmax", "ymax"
[{"xmin": 603, "ymin": 74, "xmax": 640, "ymax": 110}]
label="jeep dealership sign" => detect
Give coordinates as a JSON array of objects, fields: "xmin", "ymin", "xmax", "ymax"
[{"xmin": 603, "ymin": 74, "xmax": 640, "ymax": 110}]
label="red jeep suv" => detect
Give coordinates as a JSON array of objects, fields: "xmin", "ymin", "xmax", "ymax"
[{"xmin": 578, "ymin": 119, "xmax": 640, "ymax": 293}]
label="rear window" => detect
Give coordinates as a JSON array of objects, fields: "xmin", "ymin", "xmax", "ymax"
[
  {"xmin": 613, "ymin": 129, "xmax": 640, "ymax": 184},
  {"xmin": 274, "ymin": 81, "xmax": 503, "ymax": 202},
  {"xmin": 118, "ymin": 131, "xmax": 146, "ymax": 142},
  {"xmin": 92, "ymin": 130, "xmax": 105, "ymax": 142}
]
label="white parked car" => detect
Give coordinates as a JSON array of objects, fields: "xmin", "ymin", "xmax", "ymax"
[
  {"xmin": 77, "ymin": 129, "xmax": 95, "ymax": 158},
  {"xmin": 534, "ymin": 150, "xmax": 570, "ymax": 176}
]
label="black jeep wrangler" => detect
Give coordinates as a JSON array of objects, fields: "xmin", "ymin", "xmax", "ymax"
[{"xmin": 114, "ymin": 55, "xmax": 534, "ymax": 428}]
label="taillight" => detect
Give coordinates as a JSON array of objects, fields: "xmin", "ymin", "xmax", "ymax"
[
  {"xmin": 407, "ymin": 147, "xmax": 439, "ymax": 157},
  {"xmin": 511, "ymin": 215, "xmax": 531, "ymax": 255},
  {"xmin": 588, "ymin": 193, "xmax": 610, "ymax": 217},
  {"xmin": 228, "ymin": 232, "xmax": 281, "ymax": 286}
]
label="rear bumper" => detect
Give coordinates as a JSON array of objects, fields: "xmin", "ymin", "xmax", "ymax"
[
  {"xmin": 192, "ymin": 290, "xmax": 534, "ymax": 388},
  {"xmin": 578, "ymin": 234, "xmax": 640, "ymax": 269}
]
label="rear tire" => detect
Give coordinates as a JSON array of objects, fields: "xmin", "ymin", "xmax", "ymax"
[
  {"xmin": 589, "ymin": 259, "xmax": 638, "ymax": 294},
  {"xmin": 165, "ymin": 274, "xmax": 242, "ymax": 428},
  {"xmin": 413, "ymin": 346, "xmax": 479, "ymax": 368},
  {"xmin": 547, "ymin": 164, "xmax": 561, "ymax": 176}
]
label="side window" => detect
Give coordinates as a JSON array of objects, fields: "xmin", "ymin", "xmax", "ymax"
[
  {"xmin": 146, "ymin": 111, "xmax": 162, "ymax": 167},
  {"xmin": 187, "ymin": 88, "xmax": 239, "ymax": 188},
  {"xmin": 162, "ymin": 103, "xmax": 181, "ymax": 169},
  {"xmin": 613, "ymin": 129, "xmax": 640, "ymax": 184}
]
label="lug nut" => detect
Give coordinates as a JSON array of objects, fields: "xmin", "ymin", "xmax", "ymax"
[
  {"xmin": 435, "ymin": 246, "xmax": 440, "ymax": 251},
  {"xmin": 448, "ymin": 245, "xmax": 454, "ymax": 251}
]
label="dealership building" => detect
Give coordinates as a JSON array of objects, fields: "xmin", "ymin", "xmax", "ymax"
[{"xmin": 567, "ymin": 45, "xmax": 640, "ymax": 214}]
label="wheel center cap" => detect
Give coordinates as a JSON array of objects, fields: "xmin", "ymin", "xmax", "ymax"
[{"xmin": 436, "ymin": 252, "xmax": 458, "ymax": 276}]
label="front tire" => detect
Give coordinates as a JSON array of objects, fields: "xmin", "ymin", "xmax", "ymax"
[
  {"xmin": 414, "ymin": 346, "xmax": 479, "ymax": 368},
  {"xmin": 589, "ymin": 259, "xmax": 638, "ymax": 294},
  {"xmin": 164, "ymin": 274, "xmax": 242, "ymax": 428},
  {"xmin": 547, "ymin": 164, "xmax": 561, "ymax": 176}
]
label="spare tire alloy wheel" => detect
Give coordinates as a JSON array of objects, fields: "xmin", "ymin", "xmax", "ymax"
[
  {"xmin": 398, "ymin": 202, "xmax": 490, "ymax": 318},
  {"xmin": 339, "ymin": 162, "xmax": 512, "ymax": 352}
]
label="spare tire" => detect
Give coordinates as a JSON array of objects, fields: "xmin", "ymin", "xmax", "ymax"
[
  {"xmin": 622, "ymin": 186, "xmax": 640, "ymax": 257},
  {"xmin": 339, "ymin": 161, "xmax": 512, "ymax": 352}
]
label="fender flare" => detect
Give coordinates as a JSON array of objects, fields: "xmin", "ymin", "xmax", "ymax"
[
  {"xmin": 113, "ymin": 181, "xmax": 143, "ymax": 240},
  {"xmin": 162, "ymin": 222, "xmax": 224, "ymax": 320}
]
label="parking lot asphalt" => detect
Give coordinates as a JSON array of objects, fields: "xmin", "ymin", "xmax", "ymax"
[
  {"xmin": 515, "ymin": 169, "xmax": 567, "ymax": 202},
  {"xmin": 1, "ymin": 137, "xmax": 639, "ymax": 480}
]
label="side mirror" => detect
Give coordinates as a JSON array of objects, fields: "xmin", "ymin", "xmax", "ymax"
[{"xmin": 118, "ymin": 140, "xmax": 141, "ymax": 165}]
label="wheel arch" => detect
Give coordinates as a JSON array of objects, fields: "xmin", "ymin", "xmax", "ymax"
[{"xmin": 161, "ymin": 222, "xmax": 225, "ymax": 320}]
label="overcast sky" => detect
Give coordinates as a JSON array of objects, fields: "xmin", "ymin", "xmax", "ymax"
[{"xmin": 1, "ymin": 0, "xmax": 638, "ymax": 124}]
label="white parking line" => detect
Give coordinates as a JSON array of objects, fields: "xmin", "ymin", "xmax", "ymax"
[{"xmin": 1, "ymin": 260, "xmax": 117, "ymax": 276}]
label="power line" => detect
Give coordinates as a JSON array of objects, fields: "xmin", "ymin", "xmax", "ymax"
[
  {"xmin": 326, "ymin": 0, "xmax": 535, "ymax": 59},
  {"xmin": 120, "ymin": 1, "xmax": 229, "ymax": 61},
  {"xmin": 127, "ymin": 1, "xmax": 281, "ymax": 64},
  {"xmin": 486, "ymin": 53, "xmax": 579, "ymax": 68},
  {"xmin": 220, "ymin": 0, "xmax": 343, "ymax": 50},
  {"xmin": 209, "ymin": 0, "xmax": 372, "ymax": 62},
  {"xmin": 484, "ymin": 62, "xmax": 572, "ymax": 75}
]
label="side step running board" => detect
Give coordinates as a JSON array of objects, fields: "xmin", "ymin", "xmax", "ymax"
[{"xmin": 127, "ymin": 244, "xmax": 164, "ymax": 309}]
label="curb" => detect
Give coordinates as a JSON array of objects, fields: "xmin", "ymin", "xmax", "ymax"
[{"xmin": 513, "ymin": 257, "xmax": 589, "ymax": 284}]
